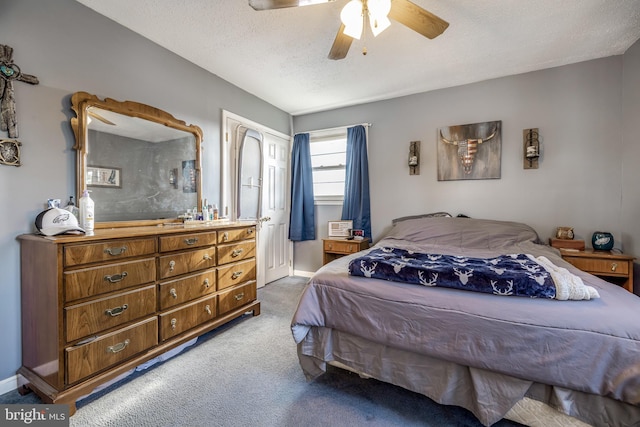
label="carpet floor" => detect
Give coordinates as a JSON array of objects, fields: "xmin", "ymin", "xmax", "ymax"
[{"xmin": 1, "ymin": 276, "xmax": 523, "ymax": 427}]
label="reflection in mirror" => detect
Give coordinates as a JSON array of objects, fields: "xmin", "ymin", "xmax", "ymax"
[{"xmin": 71, "ymin": 92, "xmax": 202, "ymax": 227}]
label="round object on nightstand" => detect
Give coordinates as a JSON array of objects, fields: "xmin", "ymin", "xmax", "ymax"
[{"xmin": 592, "ymin": 232, "xmax": 614, "ymax": 251}]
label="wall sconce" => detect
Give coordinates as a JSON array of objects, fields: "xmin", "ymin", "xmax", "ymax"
[
  {"xmin": 523, "ymin": 128, "xmax": 540, "ymax": 169},
  {"xmin": 409, "ymin": 140, "xmax": 420, "ymax": 175}
]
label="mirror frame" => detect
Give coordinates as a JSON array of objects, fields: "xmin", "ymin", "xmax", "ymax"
[{"xmin": 70, "ymin": 91, "xmax": 203, "ymax": 228}]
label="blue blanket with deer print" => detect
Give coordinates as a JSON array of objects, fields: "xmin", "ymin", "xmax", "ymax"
[{"xmin": 348, "ymin": 247, "xmax": 557, "ymax": 298}]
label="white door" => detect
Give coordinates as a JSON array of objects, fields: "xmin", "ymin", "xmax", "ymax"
[
  {"xmin": 261, "ymin": 133, "xmax": 291, "ymax": 284},
  {"xmin": 222, "ymin": 111, "xmax": 292, "ymax": 287}
]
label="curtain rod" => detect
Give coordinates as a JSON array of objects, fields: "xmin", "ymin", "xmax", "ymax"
[{"xmin": 298, "ymin": 122, "xmax": 371, "ymax": 135}]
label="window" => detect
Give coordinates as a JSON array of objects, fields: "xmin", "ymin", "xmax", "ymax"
[{"xmin": 309, "ymin": 130, "xmax": 347, "ymax": 204}]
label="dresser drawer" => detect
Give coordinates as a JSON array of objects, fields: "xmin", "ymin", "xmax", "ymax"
[
  {"xmin": 217, "ymin": 259, "xmax": 256, "ymax": 291},
  {"xmin": 217, "ymin": 240, "xmax": 255, "ymax": 265},
  {"xmin": 64, "ymin": 258, "xmax": 156, "ymax": 302},
  {"xmin": 158, "ymin": 268, "xmax": 217, "ymax": 310},
  {"xmin": 159, "ymin": 231, "xmax": 217, "ymax": 252},
  {"xmin": 159, "ymin": 296, "xmax": 217, "ymax": 341},
  {"xmin": 218, "ymin": 281, "xmax": 256, "ymax": 315},
  {"xmin": 64, "ymin": 238, "xmax": 156, "ymax": 267},
  {"xmin": 158, "ymin": 247, "xmax": 216, "ymax": 279},
  {"xmin": 66, "ymin": 317, "xmax": 158, "ymax": 384},
  {"xmin": 65, "ymin": 285, "xmax": 157, "ymax": 342},
  {"xmin": 217, "ymin": 227, "xmax": 256, "ymax": 244},
  {"xmin": 564, "ymin": 256, "xmax": 630, "ymax": 276}
]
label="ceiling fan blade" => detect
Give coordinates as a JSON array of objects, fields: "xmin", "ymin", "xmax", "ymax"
[
  {"xmin": 249, "ymin": 0, "xmax": 333, "ymax": 10},
  {"xmin": 328, "ymin": 24, "xmax": 354, "ymax": 60},
  {"xmin": 88, "ymin": 110, "xmax": 116, "ymax": 126},
  {"xmin": 388, "ymin": 0, "xmax": 449, "ymax": 39}
]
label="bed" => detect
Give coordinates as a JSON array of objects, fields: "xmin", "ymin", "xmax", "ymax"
[{"xmin": 291, "ymin": 216, "xmax": 640, "ymax": 426}]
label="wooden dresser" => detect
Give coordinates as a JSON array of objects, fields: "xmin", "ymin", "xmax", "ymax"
[{"xmin": 17, "ymin": 222, "xmax": 259, "ymax": 414}]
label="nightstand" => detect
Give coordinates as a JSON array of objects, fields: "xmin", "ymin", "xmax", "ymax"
[
  {"xmin": 323, "ymin": 238, "xmax": 370, "ymax": 265},
  {"xmin": 560, "ymin": 249, "xmax": 635, "ymax": 293}
]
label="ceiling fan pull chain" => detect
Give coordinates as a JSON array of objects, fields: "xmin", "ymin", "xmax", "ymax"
[{"xmin": 362, "ymin": 7, "xmax": 368, "ymax": 55}]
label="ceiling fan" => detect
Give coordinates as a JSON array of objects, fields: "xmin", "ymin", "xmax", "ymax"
[{"xmin": 248, "ymin": 0, "xmax": 449, "ymax": 60}]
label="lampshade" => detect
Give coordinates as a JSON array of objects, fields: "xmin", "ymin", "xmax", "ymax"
[
  {"xmin": 340, "ymin": 0, "xmax": 391, "ymax": 40},
  {"xmin": 367, "ymin": 0, "xmax": 391, "ymax": 36},
  {"xmin": 341, "ymin": 0, "xmax": 364, "ymax": 39}
]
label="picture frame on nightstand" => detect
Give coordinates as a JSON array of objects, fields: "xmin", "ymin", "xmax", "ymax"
[{"xmin": 328, "ymin": 220, "xmax": 353, "ymax": 237}]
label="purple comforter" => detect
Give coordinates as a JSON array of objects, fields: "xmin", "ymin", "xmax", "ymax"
[{"xmin": 291, "ymin": 218, "xmax": 640, "ymax": 410}]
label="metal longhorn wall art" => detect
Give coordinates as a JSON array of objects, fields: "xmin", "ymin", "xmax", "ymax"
[
  {"xmin": 437, "ymin": 120, "xmax": 502, "ymax": 181},
  {"xmin": 0, "ymin": 44, "xmax": 39, "ymax": 166}
]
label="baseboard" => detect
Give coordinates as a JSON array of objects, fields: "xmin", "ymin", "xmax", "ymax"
[
  {"xmin": 293, "ymin": 270, "xmax": 314, "ymax": 278},
  {"xmin": 0, "ymin": 374, "xmax": 18, "ymax": 395}
]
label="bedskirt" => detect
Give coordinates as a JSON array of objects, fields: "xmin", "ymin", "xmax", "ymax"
[{"xmin": 297, "ymin": 326, "xmax": 640, "ymax": 427}]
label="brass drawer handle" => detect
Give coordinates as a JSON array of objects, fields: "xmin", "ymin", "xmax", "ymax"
[
  {"xmin": 106, "ymin": 339, "xmax": 130, "ymax": 354},
  {"xmin": 203, "ymin": 278, "xmax": 211, "ymax": 289},
  {"xmin": 169, "ymin": 260, "xmax": 176, "ymax": 272},
  {"xmin": 103, "ymin": 272, "xmax": 128, "ymax": 283},
  {"xmin": 205, "ymin": 304, "xmax": 212, "ymax": 315},
  {"xmin": 184, "ymin": 237, "xmax": 198, "ymax": 245},
  {"xmin": 231, "ymin": 249, "xmax": 243, "ymax": 258},
  {"xmin": 234, "ymin": 292, "xmax": 245, "ymax": 301},
  {"xmin": 203, "ymin": 253, "xmax": 213, "ymax": 261},
  {"xmin": 105, "ymin": 304, "xmax": 128, "ymax": 317},
  {"xmin": 611, "ymin": 263, "xmax": 618, "ymax": 272},
  {"xmin": 223, "ymin": 232, "xmax": 229, "ymax": 242},
  {"xmin": 231, "ymin": 271, "xmax": 243, "ymax": 280},
  {"xmin": 247, "ymin": 228, "xmax": 254, "ymax": 234},
  {"xmin": 170, "ymin": 288, "xmax": 177, "ymax": 299},
  {"xmin": 104, "ymin": 246, "xmax": 127, "ymax": 256},
  {"xmin": 171, "ymin": 318, "xmax": 177, "ymax": 330}
]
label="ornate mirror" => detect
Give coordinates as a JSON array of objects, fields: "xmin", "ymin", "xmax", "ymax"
[{"xmin": 71, "ymin": 91, "xmax": 202, "ymax": 227}]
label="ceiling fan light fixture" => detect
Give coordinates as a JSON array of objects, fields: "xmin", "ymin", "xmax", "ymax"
[
  {"xmin": 367, "ymin": 0, "xmax": 391, "ymax": 36},
  {"xmin": 369, "ymin": 15, "xmax": 390, "ymax": 37},
  {"xmin": 341, "ymin": 0, "xmax": 364, "ymax": 39}
]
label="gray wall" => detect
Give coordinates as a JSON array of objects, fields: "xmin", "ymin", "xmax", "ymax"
[
  {"xmin": 293, "ymin": 52, "xmax": 637, "ymax": 276},
  {"xmin": 0, "ymin": 0, "xmax": 290, "ymax": 381},
  {"xmin": 621, "ymin": 38, "xmax": 640, "ymax": 272}
]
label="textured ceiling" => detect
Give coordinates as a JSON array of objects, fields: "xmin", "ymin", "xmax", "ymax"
[{"xmin": 75, "ymin": 0, "xmax": 640, "ymax": 115}]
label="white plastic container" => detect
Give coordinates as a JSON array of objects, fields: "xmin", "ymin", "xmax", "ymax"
[{"xmin": 79, "ymin": 189, "xmax": 95, "ymax": 234}]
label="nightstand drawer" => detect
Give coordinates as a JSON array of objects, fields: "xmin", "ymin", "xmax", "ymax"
[
  {"xmin": 324, "ymin": 240, "xmax": 362, "ymax": 254},
  {"xmin": 564, "ymin": 257, "xmax": 629, "ymax": 276}
]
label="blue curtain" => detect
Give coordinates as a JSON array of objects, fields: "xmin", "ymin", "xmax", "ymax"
[
  {"xmin": 288, "ymin": 133, "xmax": 316, "ymax": 241},
  {"xmin": 341, "ymin": 125, "xmax": 371, "ymax": 240}
]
